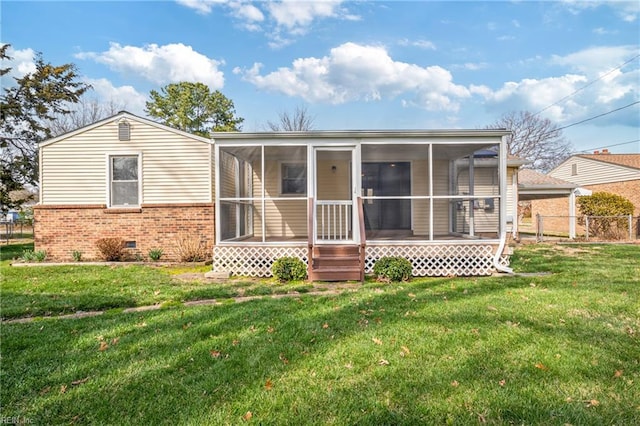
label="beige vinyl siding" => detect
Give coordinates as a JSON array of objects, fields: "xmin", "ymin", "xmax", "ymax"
[
  {"xmin": 456, "ymin": 167, "xmax": 499, "ymax": 233},
  {"xmin": 41, "ymin": 119, "xmax": 212, "ymax": 205},
  {"xmin": 412, "ymin": 160, "xmax": 430, "ymax": 236},
  {"xmin": 551, "ymin": 157, "xmax": 640, "ymax": 185},
  {"xmin": 252, "ymin": 159, "xmax": 307, "ymax": 238},
  {"xmin": 432, "ymin": 160, "xmax": 450, "ymax": 235}
]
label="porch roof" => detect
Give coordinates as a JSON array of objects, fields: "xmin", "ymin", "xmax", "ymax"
[{"xmin": 211, "ymin": 129, "xmax": 510, "ymax": 141}]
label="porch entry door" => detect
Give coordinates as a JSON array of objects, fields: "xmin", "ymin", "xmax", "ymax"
[
  {"xmin": 362, "ymin": 162, "xmax": 411, "ymax": 230},
  {"xmin": 314, "ymin": 147, "xmax": 357, "ymax": 244}
]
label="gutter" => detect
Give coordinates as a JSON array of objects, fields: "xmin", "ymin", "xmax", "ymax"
[{"xmin": 493, "ymin": 231, "xmax": 513, "ymax": 274}]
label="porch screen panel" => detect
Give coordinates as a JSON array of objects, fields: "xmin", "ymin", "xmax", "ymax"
[
  {"xmin": 218, "ymin": 146, "xmax": 258, "ymax": 242},
  {"xmin": 261, "ymin": 146, "xmax": 308, "ymax": 241},
  {"xmin": 263, "ymin": 198, "xmax": 308, "ymax": 240}
]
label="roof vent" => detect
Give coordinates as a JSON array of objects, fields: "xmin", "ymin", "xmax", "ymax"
[{"xmin": 118, "ymin": 119, "xmax": 130, "ymax": 141}]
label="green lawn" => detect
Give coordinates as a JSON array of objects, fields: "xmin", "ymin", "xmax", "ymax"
[{"xmin": 1, "ymin": 243, "xmax": 639, "ymax": 424}]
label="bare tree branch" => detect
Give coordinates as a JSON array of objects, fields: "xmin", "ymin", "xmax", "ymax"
[
  {"xmin": 486, "ymin": 111, "xmax": 573, "ymax": 173},
  {"xmin": 266, "ymin": 105, "xmax": 315, "ymax": 131}
]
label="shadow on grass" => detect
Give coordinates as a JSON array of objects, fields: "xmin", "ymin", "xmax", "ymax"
[{"xmin": 3, "ymin": 271, "xmax": 638, "ymax": 424}]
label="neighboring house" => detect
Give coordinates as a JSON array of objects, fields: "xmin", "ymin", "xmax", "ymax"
[
  {"xmin": 530, "ymin": 151, "xmax": 640, "ymax": 236},
  {"xmin": 36, "ymin": 111, "xmax": 517, "ymax": 279}
]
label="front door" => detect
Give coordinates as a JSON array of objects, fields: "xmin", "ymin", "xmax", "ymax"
[
  {"xmin": 314, "ymin": 147, "xmax": 357, "ymax": 243},
  {"xmin": 362, "ymin": 162, "xmax": 411, "ymax": 230}
]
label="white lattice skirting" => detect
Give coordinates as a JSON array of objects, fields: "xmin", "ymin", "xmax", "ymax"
[
  {"xmin": 366, "ymin": 244, "xmax": 508, "ymax": 277},
  {"xmin": 213, "ymin": 243, "xmax": 510, "ymax": 278},
  {"xmin": 213, "ymin": 246, "xmax": 308, "ymax": 277}
]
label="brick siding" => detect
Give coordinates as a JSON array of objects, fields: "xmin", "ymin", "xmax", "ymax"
[
  {"xmin": 531, "ymin": 179, "xmax": 640, "ymax": 235},
  {"xmin": 34, "ymin": 203, "xmax": 214, "ymax": 261}
]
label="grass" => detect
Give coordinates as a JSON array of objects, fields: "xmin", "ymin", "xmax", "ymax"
[
  {"xmin": 1, "ymin": 243, "xmax": 639, "ymax": 424},
  {"xmin": 1, "ymin": 243, "xmax": 313, "ymax": 319}
]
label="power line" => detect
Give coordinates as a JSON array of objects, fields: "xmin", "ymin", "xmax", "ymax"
[
  {"xmin": 554, "ymin": 101, "xmax": 640, "ymax": 133},
  {"xmin": 575, "ymin": 139, "xmax": 640, "ymax": 154},
  {"xmin": 533, "ymin": 53, "xmax": 640, "ymax": 117}
]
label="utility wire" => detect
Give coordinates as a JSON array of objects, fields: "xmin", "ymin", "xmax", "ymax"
[
  {"xmin": 553, "ymin": 101, "xmax": 640, "ymax": 133},
  {"xmin": 575, "ymin": 139, "xmax": 640, "ymax": 153},
  {"xmin": 533, "ymin": 53, "xmax": 640, "ymax": 117}
]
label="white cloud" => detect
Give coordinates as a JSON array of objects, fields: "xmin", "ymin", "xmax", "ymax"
[
  {"xmin": 236, "ymin": 42, "xmax": 470, "ymax": 111},
  {"xmin": 398, "ymin": 38, "xmax": 437, "ymax": 50},
  {"xmin": 1, "ymin": 46, "xmax": 37, "ymax": 82},
  {"xmin": 176, "ymin": 0, "xmax": 227, "ymax": 15},
  {"xmin": 76, "ymin": 42, "xmax": 224, "ymax": 88},
  {"xmin": 560, "ymin": 0, "xmax": 639, "ymax": 22},
  {"xmin": 176, "ymin": 0, "xmax": 359, "ymax": 46},
  {"xmin": 551, "ymin": 45, "xmax": 638, "ymax": 76},
  {"xmin": 84, "ymin": 78, "xmax": 147, "ymax": 115},
  {"xmin": 267, "ymin": 0, "xmax": 342, "ymax": 31}
]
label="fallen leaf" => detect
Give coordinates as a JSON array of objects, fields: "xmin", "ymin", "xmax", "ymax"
[
  {"xmin": 267, "ymin": 326, "xmax": 275, "ymax": 333},
  {"xmin": 71, "ymin": 377, "xmax": 89, "ymax": 386},
  {"xmin": 408, "ymin": 293, "xmax": 416, "ymax": 298},
  {"xmin": 154, "ymin": 290, "xmax": 160, "ymax": 296},
  {"xmin": 264, "ymin": 379, "xmax": 273, "ymax": 390},
  {"xmin": 534, "ymin": 363, "xmax": 548, "ymax": 371},
  {"xmin": 99, "ymin": 341, "xmax": 109, "ymax": 351},
  {"xmin": 111, "ymin": 338, "xmax": 119, "ymax": 345},
  {"xmin": 322, "ymin": 323, "xmax": 329, "ymax": 329},
  {"xmin": 182, "ymin": 322, "xmax": 192, "ymax": 330},
  {"xmin": 279, "ymin": 353, "xmax": 289, "ymax": 365},
  {"xmin": 242, "ymin": 411, "xmax": 253, "ymax": 421},
  {"xmin": 39, "ymin": 386, "xmax": 51, "ymax": 395},
  {"xmin": 344, "ymin": 362, "xmax": 353, "ymax": 369},
  {"xmin": 378, "ymin": 359, "xmax": 390, "ymax": 366},
  {"xmin": 372, "ymin": 337, "xmax": 383, "ymax": 345},
  {"xmin": 487, "ymin": 306, "xmax": 498, "ymax": 312},
  {"xmin": 499, "ymin": 379, "xmax": 506, "ymax": 387},
  {"xmin": 60, "ymin": 384, "xmax": 67, "ymax": 394},
  {"xmin": 210, "ymin": 350, "xmax": 221, "ymax": 358},
  {"xmin": 401, "ymin": 345, "xmax": 410, "ymax": 355},
  {"xmin": 232, "ymin": 339, "xmax": 240, "ymax": 346},
  {"xmin": 614, "ymin": 370, "xmax": 623, "ymax": 378},
  {"xmin": 586, "ymin": 399, "xmax": 599, "ymax": 408},
  {"xmin": 451, "ymin": 380, "xmax": 459, "ymax": 387}
]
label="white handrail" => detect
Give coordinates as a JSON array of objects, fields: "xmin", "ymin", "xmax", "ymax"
[{"xmin": 316, "ymin": 200, "xmax": 352, "ymax": 241}]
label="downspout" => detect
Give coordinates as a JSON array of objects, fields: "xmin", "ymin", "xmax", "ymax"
[{"xmin": 493, "ymin": 135, "xmax": 513, "ymax": 274}]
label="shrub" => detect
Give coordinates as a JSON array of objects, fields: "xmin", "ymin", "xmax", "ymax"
[
  {"xmin": 34, "ymin": 250, "xmax": 47, "ymax": 262},
  {"xmin": 373, "ymin": 256, "xmax": 412, "ymax": 282},
  {"xmin": 72, "ymin": 250, "xmax": 82, "ymax": 262},
  {"xmin": 21, "ymin": 249, "xmax": 47, "ymax": 262},
  {"xmin": 174, "ymin": 235, "xmax": 208, "ymax": 262},
  {"xmin": 96, "ymin": 237, "xmax": 126, "ymax": 261},
  {"xmin": 148, "ymin": 248, "xmax": 163, "ymax": 261},
  {"xmin": 21, "ymin": 249, "xmax": 35, "ymax": 262},
  {"xmin": 272, "ymin": 256, "xmax": 307, "ymax": 282},
  {"xmin": 577, "ymin": 192, "xmax": 634, "ymax": 239}
]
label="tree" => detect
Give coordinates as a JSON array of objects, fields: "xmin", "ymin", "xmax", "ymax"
[
  {"xmin": 577, "ymin": 192, "xmax": 634, "ymax": 239},
  {"xmin": 486, "ymin": 111, "xmax": 572, "ymax": 173},
  {"xmin": 46, "ymin": 97, "xmax": 124, "ymax": 137},
  {"xmin": 145, "ymin": 82, "xmax": 243, "ymax": 136},
  {"xmin": 266, "ymin": 105, "xmax": 315, "ymax": 131},
  {"xmin": 1, "ymin": 44, "xmax": 90, "ymax": 213}
]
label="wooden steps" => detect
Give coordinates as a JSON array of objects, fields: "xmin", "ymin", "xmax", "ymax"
[{"xmin": 309, "ymin": 245, "xmax": 363, "ymax": 282}]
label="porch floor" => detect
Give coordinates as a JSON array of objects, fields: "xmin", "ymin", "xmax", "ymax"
[{"xmin": 220, "ymin": 231, "xmax": 498, "ymax": 244}]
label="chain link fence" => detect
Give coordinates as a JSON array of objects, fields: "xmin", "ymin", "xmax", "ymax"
[
  {"xmin": 535, "ymin": 214, "xmax": 640, "ymax": 242},
  {"xmin": 1, "ymin": 219, "xmax": 34, "ymax": 243}
]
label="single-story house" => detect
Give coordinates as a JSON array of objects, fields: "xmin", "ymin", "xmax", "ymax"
[
  {"xmin": 35, "ymin": 111, "xmax": 518, "ymax": 279},
  {"xmin": 530, "ymin": 151, "xmax": 640, "ymax": 236}
]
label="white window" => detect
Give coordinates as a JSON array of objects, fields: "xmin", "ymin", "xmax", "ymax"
[
  {"xmin": 571, "ymin": 163, "xmax": 578, "ymax": 176},
  {"xmin": 281, "ymin": 163, "xmax": 307, "ymax": 195},
  {"xmin": 110, "ymin": 155, "xmax": 140, "ymax": 207}
]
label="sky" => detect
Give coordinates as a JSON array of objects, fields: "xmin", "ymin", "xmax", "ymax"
[{"xmin": 2, "ymin": 0, "xmax": 639, "ymax": 154}]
